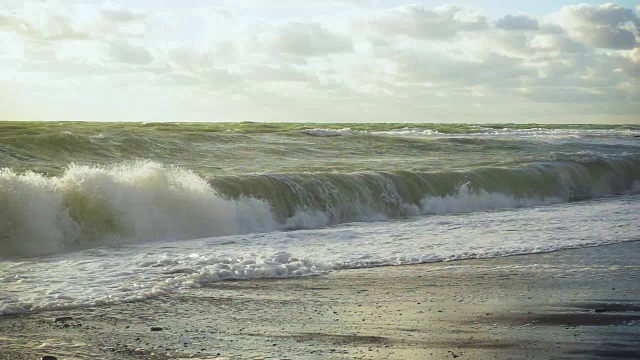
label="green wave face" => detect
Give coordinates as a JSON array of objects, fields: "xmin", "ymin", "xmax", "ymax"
[{"xmin": 210, "ymin": 154, "xmax": 640, "ymax": 224}]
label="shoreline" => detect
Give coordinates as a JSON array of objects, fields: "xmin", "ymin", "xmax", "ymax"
[{"xmin": 1, "ymin": 241, "xmax": 639, "ymax": 359}]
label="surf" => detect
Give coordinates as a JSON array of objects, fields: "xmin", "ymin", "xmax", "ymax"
[{"xmin": 2, "ymin": 153, "xmax": 639, "ymax": 258}]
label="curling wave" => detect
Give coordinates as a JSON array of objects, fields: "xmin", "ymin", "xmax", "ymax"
[
  {"xmin": 211, "ymin": 152, "xmax": 640, "ymax": 223},
  {"xmin": 1, "ymin": 154, "xmax": 639, "ymax": 257},
  {"xmin": 0, "ymin": 162, "xmax": 277, "ymax": 257}
]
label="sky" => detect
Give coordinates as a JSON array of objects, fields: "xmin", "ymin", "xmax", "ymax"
[{"xmin": 0, "ymin": 1, "xmax": 639, "ymax": 123}]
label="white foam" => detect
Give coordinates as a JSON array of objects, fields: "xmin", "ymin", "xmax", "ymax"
[
  {"xmin": 372, "ymin": 127, "xmax": 640, "ymax": 146},
  {"xmin": 0, "ymin": 161, "xmax": 278, "ymax": 257},
  {"xmin": 419, "ymin": 183, "xmax": 561, "ymax": 215},
  {"xmin": 300, "ymin": 128, "xmax": 360, "ymax": 137},
  {"xmin": 1, "ymin": 194, "xmax": 638, "ymax": 316},
  {"xmin": 372, "ymin": 127, "xmax": 441, "ymax": 136},
  {"xmin": 0, "ymin": 249, "xmax": 329, "ymax": 315}
]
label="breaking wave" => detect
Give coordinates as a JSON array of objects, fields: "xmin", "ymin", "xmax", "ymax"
[
  {"xmin": 1, "ymin": 154, "xmax": 639, "ymax": 257},
  {"xmin": 0, "ymin": 162, "xmax": 277, "ymax": 257}
]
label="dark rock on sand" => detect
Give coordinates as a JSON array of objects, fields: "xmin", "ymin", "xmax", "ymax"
[
  {"xmin": 54, "ymin": 316, "xmax": 73, "ymax": 322},
  {"xmin": 150, "ymin": 326, "xmax": 163, "ymax": 331}
]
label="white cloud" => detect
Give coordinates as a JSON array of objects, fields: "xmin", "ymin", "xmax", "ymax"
[
  {"xmin": 360, "ymin": 4, "xmax": 488, "ymax": 40},
  {"xmin": 495, "ymin": 14, "xmax": 539, "ymax": 31},
  {"xmin": 528, "ymin": 34, "xmax": 585, "ymax": 53},
  {"xmin": 559, "ymin": 3, "xmax": 640, "ymax": 49},
  {"xmin": 615, "ymin": 48, "xmax": 640, "ymax": 78},
  {"xmin": 243, "ymin": 65, "xmax": 309, "ymax": 83},
  {"xmin": 99, "ymin": 3, "xmax": 146, "ymax": 24},
  {"xmin": 0, "ymin": 1, "xmax": 89, "ymax": 40},
  {"xmin": 392, "ymin": 49, "xmax": 535, "ymax": 91},
  {"xmin": 108, "ymin": 40, "xmax": 152, "ymax": 65},
  {"xmin": 0, "ymin": 12, "xmax": 18, "ymax": 31},
  {"xmin": 253, "ymin": 22, "xmax": 353, "ymax": 58},
  {"xmin": 621, "ymin": 47, "xmax": 640, "ymax": 63}
]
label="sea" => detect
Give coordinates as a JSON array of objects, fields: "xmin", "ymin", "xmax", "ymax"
[{"xmin": 1, "ymin": 122, "xmax": 639, "ymax": 315}]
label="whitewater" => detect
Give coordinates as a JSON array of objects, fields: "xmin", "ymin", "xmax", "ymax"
[{"xmin": 1, "ymin": 122, "xmax": 639, "ymax": 315}]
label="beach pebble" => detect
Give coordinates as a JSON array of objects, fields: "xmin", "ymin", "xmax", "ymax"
[{"xmin": 54, "ymin": 316, "xmax": 73, "ymax": 322}]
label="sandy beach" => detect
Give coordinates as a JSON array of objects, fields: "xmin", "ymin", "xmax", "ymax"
[{"xmin": 1, "ymin": 241, "xmax": 639, "ymax": 360}]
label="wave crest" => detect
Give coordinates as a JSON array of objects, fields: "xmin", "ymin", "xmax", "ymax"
[{"xmin": 0, "ymin": 161, "xmax": 276, "ymax": 257}]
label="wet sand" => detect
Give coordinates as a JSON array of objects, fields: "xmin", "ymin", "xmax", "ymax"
[{"xmin": 1, "ymin": 241, "xmax": 639, "ymax": 359}]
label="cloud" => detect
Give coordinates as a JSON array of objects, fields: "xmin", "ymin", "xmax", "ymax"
[
  {"xmin": 518, "ymin": 86, "xmax": 623, "ymax": 104},
  {"xmin": 362, "ymin": 4, "xmax": 488, "ymax": 40},
  {"xmin": 204, "ymin": 7, "xmax": 233, "ymax": 21},
  {"xmin": 243, "ymin": 65, "xmax": 309, "ymax": 83},
  {"xmin": 528, "ymin": 34, "xmax": 585, "ymax": 53},
  {"xmin": 99, "ymin": 3, "xmax": 146, "ymax": 24},
  {"xmin": 0, "ymin": 2, "xmax": 89, "ymax": 40},
  {"xmin": 19, "ymin": 59, "xmax": 108, "ymax": 75},
  {"xmin": 161, "ymin": 45, "xmax": 309, "ymax": 89},
  {"xmin": 23, "ymin": 14, "xmax": 88, "ymax": 40},
  {"xmin": 256, "ymin": 22, "xmax": 353, "ymax": 58},
  {"xmin": 621, "ymin": 48, "xmax": 640, "ymax": 63},
  {"xmin": 559, "ymin": 3, "xmax": 640, "ymax": 49},
  {"xmin": 108, "ymin": 40, "xmax": 153, "ymax": 65},
  {"xmin": 0, "ymin": 0, "xmax": 22, "ymax": 10},
  {"xmin": 0, "ymin": 2, "xmax": 151, "ymax": 42},
  {"xmin": 95, "ymin": 3, "xmax": 150, "ymax": 39},
  {"xmin": 167, "ymin": 47, "xmax": 215, "ymax": 71},
  {"xmin": 616, "ymin": 48, "xmax": 640, "ymax": 77},
  {"xmin": 230, "ymin": 0, "xmax": 375, "ymax": 10},
  {"xmin": 393, "ymin": 50, "xmax": 535, "ymax": 90},
  {"xmin": 495, "ymin": 14, "xmax": 539, "ymax": 31},
  {"xmin": 0, "ymin": 12, "xmax": 19, "ymax": 31}
]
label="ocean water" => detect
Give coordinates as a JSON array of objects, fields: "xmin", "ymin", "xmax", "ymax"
[{"xmin": 1, "ymin": 122, "xmax": 639, "ymax": 315}]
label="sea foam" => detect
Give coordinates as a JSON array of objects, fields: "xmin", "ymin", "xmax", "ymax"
[
  {"xmin": 300, "ymin": 128, "xmax": 360, "ymax": 137},
  {"xmin": 2, "ymin": 193, "xmax": 638, "ymax": 315},
  {"xmin": 0, "ymin": 161, "xmax": 276, "ymax": 257}
]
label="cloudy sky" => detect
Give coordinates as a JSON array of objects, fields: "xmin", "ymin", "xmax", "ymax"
[{"xmin": 0, "ymin": 1, "xmax": 638, "ymax": 123}]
